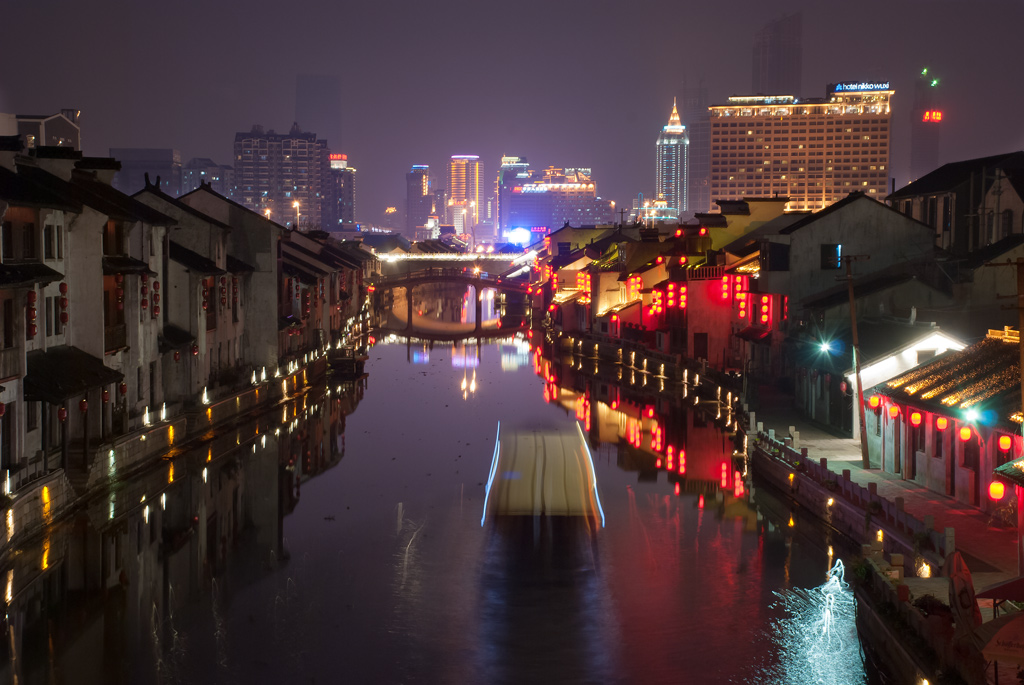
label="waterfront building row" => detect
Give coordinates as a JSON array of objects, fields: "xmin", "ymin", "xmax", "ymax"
[
  {"xmin": 533, "ymin": 152, "xmax": 1024, "ymax": 517},
  {"xmin": 0, "ymin": 134, "xmax": 377, "ymax": 555}
]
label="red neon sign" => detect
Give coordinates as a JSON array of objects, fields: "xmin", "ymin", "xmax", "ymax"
[{"xmin": 922, "ymin": 110, "xmax": 943, "ymax": 123}]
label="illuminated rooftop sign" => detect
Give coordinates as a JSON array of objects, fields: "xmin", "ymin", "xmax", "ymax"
[
  {"xmin": 922, "ymin": 110, "xmax": 943, "ymax": 122},
  {"xmin": 328, "ymin": 153, "xmax": 347, "ymax": 160},
  {"xmin": 516, "ymin": 183, "xmax": 593, "ymax": 193},
  {"xmin": 833, "ymin": 81, "xmax": 891, "ymax": 93}
]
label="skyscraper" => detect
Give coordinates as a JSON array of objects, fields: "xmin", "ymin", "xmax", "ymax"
[
  {"xmin": 448, "ymin": 155, "xmax": 484, "ymax": 239},
  {"xmin": 708, "ymin": 81, "xmax": 893, "ymax": 211},
  {"xmin": 681, "ymin": 80, "xmax": 711, "ymax": 214},
  {"xmin": 506, "ymin": 167, "xmax": 613, "ymax": 235},
  {"xmin": 405, "ymin": 165, "xmax": 431, "ymax": 237},
  {"xmin": 234, "ymin": 124, "xmax": 325, "ymax": 228},
  {"xmin": 295, "ymin": 74, "xmax": 342, "ymax": 152},
  {"xmin": 655, "ymin": 100, "xmax": 689, "ymax": 218},
  {"xmin": 324, "ymin": 153, "xmax": 356, "ymax": 226},
  {"xmin": 496, "ymin": 156, "xmax": 531, "ymax": 236},
  {"xmin": 752, "ymin": 13, "xmax": 802, "ymax": 96},
  {"xmin": 181, "ymin": 158, "xmax": 234, "ymax": 198}
]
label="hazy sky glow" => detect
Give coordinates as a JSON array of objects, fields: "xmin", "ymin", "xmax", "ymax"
[{"xmin": 3, "ymin": 0, "xmax": 1022, "ymax": 226}]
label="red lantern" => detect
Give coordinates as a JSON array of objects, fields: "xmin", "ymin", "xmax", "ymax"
[
  {"xmin": 153, "ymin": 281, "xmax": 159, "ymax": 291},
  {"xmin": 59, "ymin": 312, "xmax": 68, "ymax": 324},
  {"xmin": 60, "ymin": 297, "xmax": 68, "ymax": 309},
  {"xmin": 173, "ymin": 350, "xmax": 181, "ymax": 362},
  {"xmin": 888, "ymin": 405, "xmax": 900, "ymax": 419},
  {"xmin": 141, "ymin": 286, "xmax": 148, "ymax": 296},
  {"xmin": 102, "ymin": 389, "xmax": 110, "ymax": 403},
  {"xmin": 910, "ymin": 412, "xmax": 922, "ymax": 427},
  {"xmin": 119, "ymin": 382, "xmax": 127, "ymax": 396},
  {"xmin": 990, "ymin": 481, "xmax": 1006, "ymax": 501},
  {"xmin": 79, "ymin": 399, "xmax": 88, "ymax": 413},
  {"xmin": 220, "ymin": 276, "xmax": 227, "ymax": 286},
  {"xmin": 114, "ymin": 274, "xmax": 123, "ymax": 285},
  {"xmin": 27, "ymin": 291, "xmax": 37, "ymax": 304},
  {"xmin": 839, "ymin": 381, "xmax": 847, "ymax": 394},
  {"xmin": 27, "ymin": 307, "xmax": 36, "ymax": 321},
  {"xmin": 220, "ymin": 296, "xmax": 226, "ymax": 306},
  {"xmin": 192, "ymin": 344, "xmax": 199, "ymax": 356},
  {"xmin": 58, "ymin": 407, "xmax": 68, "ymax": 422},
  {"xmin": 202, "ymin": 300, "xmax": 208, "ymax": 310},
  {"xmin": 959, "ymin": 426, "xmax": 972, "ymax": 441},
  {"xmin": 868, "ymin": 396, "xmax": 880, "ymax": 409},
  {"xmin": 141, "ymin": 274, "xmax": 148, "ymax": 284},
  {"xmin": 58, "ymin": 282, "xmax": 68, "ymax": 294},
  {"xmin": 141, "ymin": 298, "xmax": 148, "ymax": 309},
  {"xmin": 28, "ymin": 323, "xmax": 37, "ymax": 337},
  {"xmin": 999, "ymin": 435, "xmax": 1012, "ymax": 451},
  {"xmin": 115, "ymin": 287, "xmax": 124, "ymax": 299},
  {"xmin": 153, "ymin": 305, "xmax": 160, "ymax": 316},
  {"xmin": 153, "ymin": 294, "xmax": 160, "ymax": 304}
]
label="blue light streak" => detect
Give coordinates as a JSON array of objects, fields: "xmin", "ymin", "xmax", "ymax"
[
  {"xmin": 576, "ymin": 421, "xmax": 606, "ymax": 528},
  {"xmin": 480, "ymin": 421, "xmax": 501, "ymax": 527}
]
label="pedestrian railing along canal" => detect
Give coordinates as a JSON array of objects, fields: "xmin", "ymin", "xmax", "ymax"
[{"xmin": 754, "ymin": 431, "xmax": 952, "ymax": 560}]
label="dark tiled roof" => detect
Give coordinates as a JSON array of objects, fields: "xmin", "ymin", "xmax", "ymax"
[
  {"xmin": 168, "ymin": 241, "xmax": 223, "ymax": 275},
  {"xmin": 960, "ymin": 234, "xmax": 1024, "ymax": 270},
  {"xmin": 76, "ymin": 157, "xmax": 121, "ymax": 171},
  {"xmin": 778, "ymin": 192, "xmax": 932, "ymax": 235},
  {"xmin": 877, "ymin": 334, "xmax": 1019, "ymax": 428},
  {"xmin": 133, "ymin": 185, "xmax": 232, "ymax": 230},
  {"xmin": 15, "ymin": 165, "xmax": 174, "ymax": 225},
  {"xmin": 720, "ymin": 213, "xmax": 806, "ymax": 258},
  {"xmin": 102, "ymin": 255, "xmax": 155, "ymax": 276},
  {"xmin": 24, "ymin": 345, "xmax": 123, "ymax": 404},
  {"xmin": 888, "ymin": 151, "xmax": 1024, "ymax": 200},
  {"xmin": 226, "ymin": 254, "xmax": 255, "ymax": 273},
  {"xmin": 0, "ymin": 166, "xmax": 82, "ymax": 212},
  {"xmin": 179, "ymin": 184, "xmax": 285, "ymax": 232},
  {"xmin": 0, "ymin": 262, "xmax": 64, "ymax": 288}
]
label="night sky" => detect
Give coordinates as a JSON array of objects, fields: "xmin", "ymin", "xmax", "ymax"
[{"xmin": 3, "ymin": 0, "xmax": 1023, "ymax": 226}]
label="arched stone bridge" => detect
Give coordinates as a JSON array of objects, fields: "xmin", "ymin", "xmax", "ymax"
[
  {"xmin": 373, "ymin": 268, "xmax": 530, "ymax": 294},
  {"xmin": 372, "ymin": 268, "xmax": 530, "ymax": 333}
]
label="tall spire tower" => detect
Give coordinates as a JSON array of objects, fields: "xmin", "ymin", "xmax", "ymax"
[{"xmin": 655, "ymin": 99, "xmax": 689, "ymax": 218}]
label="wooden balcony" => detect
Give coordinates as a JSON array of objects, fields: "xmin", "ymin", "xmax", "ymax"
[
  {"xmin": 104, "ymin": 323, "xmax": 127, "ymax": 352},
  {"xmin": 0, "ymin": 345, "xmax": 22, "ymax": 381}
]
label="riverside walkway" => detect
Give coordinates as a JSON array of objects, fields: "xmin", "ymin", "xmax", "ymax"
[{"xmin": 753, "ymin": 384, "xmax": 1018, "ymax": 578}]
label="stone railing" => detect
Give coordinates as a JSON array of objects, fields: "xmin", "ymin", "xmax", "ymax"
[{"xmin": 755, "ymin": 430, "xmax": 952, "ymax": 560}]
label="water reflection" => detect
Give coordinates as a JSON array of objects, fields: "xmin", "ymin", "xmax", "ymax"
[
  {"xmin": 2, "ymin": 330, "xmax": 870, "ymax": 684},
  {"xmin": 0, "ymin": 376, "xmax": 365, "ymax": 685}
]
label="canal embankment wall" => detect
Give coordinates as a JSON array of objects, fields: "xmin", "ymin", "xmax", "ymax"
[
  {"xmin": 750, "ymin": 430, "xmax": 993, "ymax": 684},
  {"xmin": 1, "ymin": 354, "xmax": 332, "ymax": 565}
]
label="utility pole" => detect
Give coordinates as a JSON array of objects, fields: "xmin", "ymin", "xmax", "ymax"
[
  {"xmin": 986, "ymin": 257, "xmax": 1024, "ymax": 574},
  {"xmin": 840, "ymin": 254, "xmax": 871, "ymax": 469}
]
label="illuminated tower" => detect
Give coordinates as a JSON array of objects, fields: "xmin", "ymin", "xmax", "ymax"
[
  {"xmin": 448, "ymin": 155, "xmax": 484, "ymax": 238},
  {"xmin": 405, "ymin": 164, "xmax": 431, "ymax": 237},
  {"xmin": 655, "ymin": 99, "xmax": 689, "ymax": 217},
  {"xmin": 496, "ymin": 155, "xmax": 530, "ymax": 236},
  {"xmin": 909, "ymin": 68, "xmax": 942, "ymax": 183}
]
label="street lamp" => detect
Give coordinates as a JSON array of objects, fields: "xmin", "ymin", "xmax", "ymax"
[{"xmin": 293, "ymin": 200, "xmax": 300, "ymax": 230}]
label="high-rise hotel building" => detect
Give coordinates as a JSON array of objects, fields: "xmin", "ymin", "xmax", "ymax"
[
  {"xmin": 448, "ymin": 155, "xmax": 484, "ymax": 236},
  {"xmin": 708, "ymin": 81, "xmax": 892, "ymax": 211},
  {"xmin": 655, "ymin": 99, "xmax": 689, "ymax": 217}
]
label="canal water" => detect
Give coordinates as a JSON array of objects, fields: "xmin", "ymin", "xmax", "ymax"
[{"xmin": 2, "ymin": 310, "xmax": 871, "ymax": 683}]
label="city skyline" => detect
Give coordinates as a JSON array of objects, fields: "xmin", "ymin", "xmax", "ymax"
[{"xmin": 3, "ymin": 1, "xmax": 1023, "ymax": 227}]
